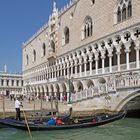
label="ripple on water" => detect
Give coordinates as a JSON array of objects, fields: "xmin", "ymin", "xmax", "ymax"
[{"xmin": 0, "ymin": 128, "xmax": 17, "ymax": 136}]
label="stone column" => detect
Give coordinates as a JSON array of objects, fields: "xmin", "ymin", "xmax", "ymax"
[
  {"xmin": 71, "ymin": 65, "xmax": 73, "ymax": 77},
  {"xmin": 57, "ymin": 65, "xmax": 59, "ymax": 77},
  {"xmin": 108, "ymin": 54, "xmax": 113, "ymax": 72},
  {"xmin": 79, "ymin": 60, "xmax": 82, "ymax": 77},
  {"xmin": 54, "ymin": 67, "xmax": 56, "ymax": 78},
  {"xmin": 95, "ymin": 58, "xmax": 98, "ymax": 75},
  {"xmin": 136, "ymin": 48, "xmax": 140, "ymax": 68},
  {"xmin": 122, "ymin": 35, "xmax": 132, "ymax": 70},
  {"xmin": 88, "ymin": 52, "xmax": 93, "ymax": 76},
  {"xmin": 63, "ymin": 64, "xmax": 66, "ymax": 76},
  {"xmin": 89, "ymin": 60, "xmax": 92, "ymax": 75},
  {"xmin": 101, "ymin": 56, "xmax": 105, "ymax": 74},
  {"xmin": 77, "ymin": 52, "xmax": 82, "ymax": 77},
  {"xmin": 82, "ymin": 53, "xmax": 87, "ymax": 77},
  {"xmin": 9, "ymin": 79, "xmax": 12, "ymax": 86},
  {"xmin": 60, "ymin": 64, "xmax": 63, "ymax": 76},
  {"xmin": 116, "ymin": 52, "xmax": 121, "ymax": 71},
  {"xmin": 125, "ymin": 49, "xmax": 130, "ymax": 70},
  {"xmin": 92, "ymin": 50, "xmax": 99, "ymax": 75},
  {"xmin": 59, "ymin": 92, "xmax": 62, "ymax": 102},
  {"xmin": 73, "ymin": 59, "xmax": 77, "ymax": 78}
]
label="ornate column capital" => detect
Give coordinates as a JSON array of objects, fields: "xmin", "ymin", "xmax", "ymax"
[
  {"xmin": 121, "ymin": 33, "xmax": 132, "ymax": 50},
  {"xmin": 125, "ymin": 48, "xmax": 130, "ymax": 53}
]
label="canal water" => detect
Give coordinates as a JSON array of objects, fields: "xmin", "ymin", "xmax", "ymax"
[{"xmin": 0, "ymin": 118, "xmax": 140, "ymax": 140}]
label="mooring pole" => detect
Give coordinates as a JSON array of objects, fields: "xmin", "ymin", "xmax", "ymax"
[
  {"xmin": 51, "ymin": 95, "xmax": 53, "ymax": 116},
  {"xmin": 2, "ymin": 94, "xmax": 5, "ymax": 118}
]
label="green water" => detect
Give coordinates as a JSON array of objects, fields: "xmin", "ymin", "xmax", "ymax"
[{"xmin": 0, "ymin": 118, "xmax": 140, "ymax": 140}]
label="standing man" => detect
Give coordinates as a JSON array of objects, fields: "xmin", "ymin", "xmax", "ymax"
[{"xmin": 15, "ymin": 97, "xmax": 23, "ymax": 121}]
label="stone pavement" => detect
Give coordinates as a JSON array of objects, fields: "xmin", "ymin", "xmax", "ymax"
[{"xmin": 0, "ymin": 97, "xmax": 104, "ymax": 117}]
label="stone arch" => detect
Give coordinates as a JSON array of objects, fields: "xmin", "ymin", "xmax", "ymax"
[
  {"xmin": 98, "ymin": 77, "xmax": 106, "ymax": 84},
  {"xmin": 40, "ymin": 85, "xmax": 45, "ymax": 96},
  {"xmin": 48, "ymin": 84, "xmax": 54, "ymax": 96},
  {"xmin": 64, "ymin": 81, "xmax": 74, "ymax": 94},
  {"xmin": 115, "ymin": 90, "xmax": 140, "ymax": 111},
  {"xmin": 53, "ymin": 83, "xmax": 60, "ymax": 96},
  {"xmin": 45, "ymin": 85, "xmax": 49, "ymax": 96},
  {"xmin": 58, "ymin": 82, "xmax": 67, "ymax": 96},
  {"xmin": 87, "ymin": 79, "xmax": 94, "ymax": 88},
  {"xmin": 76, "ymin": 80, "xmax": 84, "ymax": 92},
  {"xmin": 30, "ymin": 86, "xmax": 34, "ymax": 93},
  {"xmin": 32, "ymin": 86, "xmax": 37, "ymax": 96}
]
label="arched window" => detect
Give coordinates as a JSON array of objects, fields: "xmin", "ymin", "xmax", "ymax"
[
  {"xmin": 33, "ymin": 50, "xmax": 36, "ymax": 62},
  {"xmin": 51, "ymin": 41, "xmax": 55, "ymax": 52},
  {"xmin": 26, "ymin": 55, "xmax": 29, "ymax": 65},
  {"xmin": 117, "ymin": 7, "xmax": 121, "ymax": 22},
  {"xmin": 91, "ymin": 0, "xmax": 95, "ymax": 5},
  {"xmin": 128, "ymin": 1, "xmax": 132, "ymax": 17},
  {"xmin": 64, "ymin": 27, "xmax": 69, "ymax": 44},
  {"xmin": 42, "ymin": 43, "xmax": 46, "ymax": 57},
  {"xmin": 83, "ymin": 17, "xmax": 92, "ymax": 39},
  {"xmin": 122, "ymin": 4, "xmax": 126, "ymax": 20},
  {"xmin": 115, "ymin": 0, "xmax": 132, "ymax": 23}
]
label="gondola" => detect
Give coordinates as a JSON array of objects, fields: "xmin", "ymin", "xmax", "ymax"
[{"xmin": 0, "ymin": 111, "xmax": 126, "ymax": 131}]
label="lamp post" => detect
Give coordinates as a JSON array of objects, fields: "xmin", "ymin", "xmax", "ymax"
[
  {"xmin": 105, "ymin": 93, "xmax": 111, "ymax": 113},
  {"xmin": 67, "ymin": 72, "xmax": 73, "ymax": 106},
  {"xmin": 68, "ymin": 76, "xmax": 71, "ymax": 104}
]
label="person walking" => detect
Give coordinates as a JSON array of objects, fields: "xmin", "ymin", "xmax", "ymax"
[{"xmin": 15, "ymin": 97, "xmax": 23, "ymax": 121}]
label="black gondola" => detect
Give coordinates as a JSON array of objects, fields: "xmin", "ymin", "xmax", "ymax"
[{"xmin": 0, "ymin": 111, "xmax": 126, "ymax": 131}]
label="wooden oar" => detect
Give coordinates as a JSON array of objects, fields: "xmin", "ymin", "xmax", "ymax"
[{"xmin": 22, "ymin": 108, "xmax": 33, "ymax": 139}]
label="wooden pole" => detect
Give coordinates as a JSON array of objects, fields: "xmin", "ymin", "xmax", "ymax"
[
  {"xmin": 2, "ymin": 94, "xmax": 5, "ymax": 118},
  {"xmin": 33, "ymin": 94, "xmax": 36, "ymax": 120},
  {"xmin": 22, "ymin": 109, "xmax": 33, "ymax": 139},
  {"xmin": 40, "ymin": 92, "xmax": 43, "ymax": 120},
  {"xmin": 51, "ymin": 95, "xmax": 53, "ymax": 116},
  {"xmin": 55, "ymin": 96, "xmax": 59, "ymax": 114},
  {"xmin": 40, "ymin": 92, "xmax": 43, "ymax": 110}
]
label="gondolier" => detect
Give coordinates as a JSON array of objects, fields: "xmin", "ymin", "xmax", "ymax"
[{"xmin": 15, "ymin": 97, "xmax": 23, "ymax": 121}]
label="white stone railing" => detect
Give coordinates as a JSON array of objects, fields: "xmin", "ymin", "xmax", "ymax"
[
  {"xmin": 115, "ymin": 73, "xmax": 140, "ymax": 88},
  {"xmin": 72, "ymin": 86, "xmax": 99, "ymax": 102},
  {"xmin": 72, "ymin": 72, "xmax": 140, "ymax": 103}
]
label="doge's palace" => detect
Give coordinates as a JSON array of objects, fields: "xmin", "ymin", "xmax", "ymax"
[{"xmin": 22, "ymin": 0, "xmax": 140, "ymax": 111}]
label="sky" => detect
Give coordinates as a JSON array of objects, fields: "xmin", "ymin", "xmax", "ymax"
[{"xmin": 0, "ymin": 0, "xmax": 69, "ymax": 73}]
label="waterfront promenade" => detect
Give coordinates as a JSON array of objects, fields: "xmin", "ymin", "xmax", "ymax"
[{"xmin": 0, "ymin": 97, "xmax": 70, "ymax": 114}]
